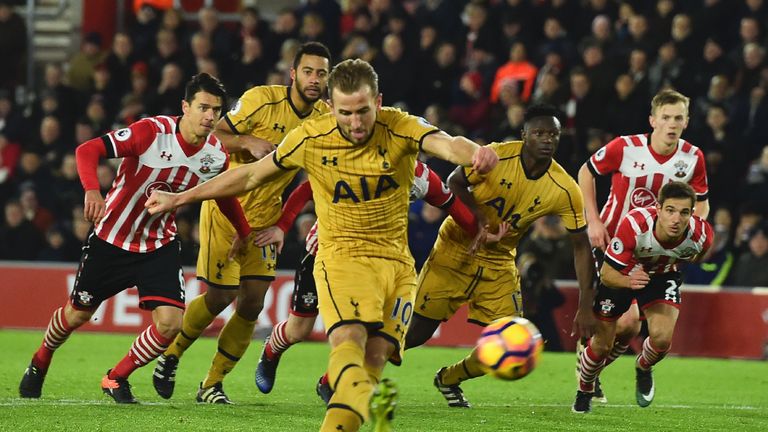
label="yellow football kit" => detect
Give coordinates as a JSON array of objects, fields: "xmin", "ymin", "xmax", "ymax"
[
  {"xmin": 416, "ymin": 141, "xmax": 587, "ymax": 324},
  {"xmin": 198, "ymin": 86, "xmax": 329, "ymax": 287}
]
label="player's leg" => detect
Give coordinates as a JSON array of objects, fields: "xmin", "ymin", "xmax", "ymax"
[
  {"xmin": 316, "ymin": 256, "xmax": 399, "ymax": 432},
  {"xmin": 20, "ymin": 302, "xmax": 94, "ymax": 398},
  {"xmin": 633, "ymin": 272, "xmax": 682, "ymax": 407},
  {"xmin": 257, "ymin": 251, "xmax": 318, "ymax": 393},
  {"xmin": 198, "ymin": 278, "xmax": 269, "ymax": 403},
  {"xmin": 572, "ymin": 281, "xmax": 632, "ymax": 413},
  {"xmin": 21, "ymin": 234, "xmax": 123, "ymax": 398},
  {"xmin": 575, "ymin": 247, "xmax": 608, "ymax": 402},
  {"xmin": 404, "ymin": 313, "xmax": 441, "ymax": 349},
  {"xmin": 438, "ymin": 265, "xmax": 522, "ymax": 408},
  {"xmin": 106, "ymin": 242, "xmax": 185, "ymax": 403},
  {"xmin": 365, "ymin": 336, "xmax": 399, "ymax": 432},
  {"xmin": 608, "ymin": 302, "xmax": 641, "ymax": 366}
]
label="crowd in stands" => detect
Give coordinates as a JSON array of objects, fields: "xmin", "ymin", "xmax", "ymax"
[{"xmin": 1, "ymin": 0, "xmax": 767, "ymax": 287}]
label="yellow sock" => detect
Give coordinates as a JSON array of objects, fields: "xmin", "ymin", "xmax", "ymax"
[
  {"xmin": 320, "ymin": 407, "xmax": 363, "ymax": 432},
  {"xmin": 440, "ymin": 348, "xmax": 486, "ymax": 385},
  {"xmin": 364, "ymin": 362, "xmax": 382, "ymax": 385},
  {"xmin": 202, "ymin": 311, "xmax": 256, "ymax": 388},
  {"xmin": 165, "ymin": 293, "xmax": 216, "ymax": 358},
  {"xmin": 321, "ymin": 340, "xmax": 372, "ymax": 431}
]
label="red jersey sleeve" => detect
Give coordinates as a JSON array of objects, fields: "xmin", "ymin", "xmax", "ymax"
[
  {"xmin": 689, "ymin": 148, "xmax": 709, "ymax": 199},
  {"xmin": 587, "ymin": 136, "xmax": 625, "ymax": 176},
  {"xmin": 75, "ymin": 137, "xmax": 107, "ymax": 191},
  {"xmin": 276, "ymin": 181, "xmax": 314, "ymax": 233},
  {"xmin": 604, "ymin": 214, "xmax": 638, "ymax": 274},
  {"xmin": 421, "ymin": 162, "xmax": 454, "ymax": 208},
  {"xmin": 101, "ymin": 118, "xmax": 158, "ymax": 158}
]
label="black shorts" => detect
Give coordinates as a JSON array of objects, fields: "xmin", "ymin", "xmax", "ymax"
[
  {"xmin": 70, "ymin": 233, "xmax": 186, "ymax": 311},
  {"xmin": 290, "ymin": 252, "xmax": 318, "ymax": 317},
  {"xmin": 593, "ymin": 271, "xmax": 682, "ymax": 321}
]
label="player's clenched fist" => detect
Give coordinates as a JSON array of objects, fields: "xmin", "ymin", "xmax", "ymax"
[
  {"xmin": 145, "ymin": 190, "xmax": 179, "ymax": 215},
  {"xmin": 472, "ymin": 146, "xmax": 499, "ymax": 174}
]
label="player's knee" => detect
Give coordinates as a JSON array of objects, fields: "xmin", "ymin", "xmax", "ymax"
[
  {"xmin": 155, "ymin": 317, "xmax": 182, "ymax": 339},
  {"xmin": 204, "ymin": 289, "xmax": 236, "ymax": 314},
  {"xmin": 65, "ymin": 307, "xmax": 94, "ymax": 328},
  {"xmin": 590, "ymin": 338, "xmax": 613, "ymax": 357},
  {"xmin": 648, "ymin": 335, "xmax": 672, "ymax": 352},
  {"xmin": 615, "ymin": 320, "xmax": 641, "ymax": 340},
  {"xmin": 287, "ymin": 318, "xmax": 314, "ymax": 343}
]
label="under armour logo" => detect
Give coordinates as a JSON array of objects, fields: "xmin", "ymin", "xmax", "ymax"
[
  {"xmin": 500, "ymin": 178, "xmax": 513, "ymax": 189},
  {"xmin": 322, "ymin": 156, "xmax": 338, "ymax": 166},
  {"xmin": 273, "ymin": 123, "xmax": 285, "ymax": 133},
  {"xmin": 420, "ymin": 294, "xmax": 430, "ymax": 310},
  {"xmin": 350, "ymin": 299, "xmax": 360, "ymax": 317},
  {"xmin": 639, "ymin": 246, "xmax": 653, "ymax": 253},
  {"xmin": 266, "ymin": 263, "xmax": 275, "ymax": 271},
  {"xmin": 378, "ymin": 146, "xmax": 387, "ymax": 157},
  {"xmin": 394, "ymin": 324, "xmax": 402, "ymax": 334},
  {"xmin": 160, "ymin": 151, "xmax": 172, "ymax": 161},
  {"xmin": 528, "ymin": 196, "xmax": 541, "ymax": 213},
  {"xmin": 633, "ymin": 162, "xmax": 645, "ymax": 170}
]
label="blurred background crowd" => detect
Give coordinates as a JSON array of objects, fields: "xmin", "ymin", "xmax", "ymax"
[{"xmin": 1, "ymin": 0, "xmax": 767, "ymax": 292}]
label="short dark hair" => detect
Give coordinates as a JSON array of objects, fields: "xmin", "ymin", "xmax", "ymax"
[
  {"xmin": 328, "ymin": 59, "xmax": 378, "ymax": 98},
  {"xmin": 184, "ymin": 72, "xmax": 227, "ymax": 106},
  {"xmin": 293, "ymin": 41, "xmax": 332, "ymax": 70},
  {"xmin": 658, "ymin": 181, "xmax": 696, "ymax": 208},
  {"xmin": 523, "ymin": 104, "xmax": 562, "ymax": 125}
]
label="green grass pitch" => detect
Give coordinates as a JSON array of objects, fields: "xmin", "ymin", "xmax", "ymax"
[{"xmin": 1, "ymin": 329, "xmax": 767, "ymax": 431}]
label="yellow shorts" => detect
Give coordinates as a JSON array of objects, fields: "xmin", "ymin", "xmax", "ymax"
[
  {"xmin": 197, "ymin": 200, "xmax": 276, "ymax": 288},
  {"xmin": 314, "ymin": 255, "xmax": 416, "ymax": 365},
  {"xmin": 415, "ymin": 249, "xmax": 521, "ymax": 326}
]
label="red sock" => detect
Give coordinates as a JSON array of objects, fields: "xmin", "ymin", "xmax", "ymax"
[
  {"xmin": 266, "ymin": 320, "xmax": 293, "ymax": 360},
  {"xmin": 32, "ymin": 306, "xmax": 74, "ymax": 370},
  {"xmin": 110, "ymin": 324, "xmax": 172, "ymax": 379},
  {"xmin": 578, "ymin": 340, "xmax": 607, "ymax": 392}
]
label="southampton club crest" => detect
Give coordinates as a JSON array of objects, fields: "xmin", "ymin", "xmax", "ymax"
[
  {"xmin": 674, "ymin": 160, "xmax": 689, "ymax": 178},
  {"xmin": 199, "ymin": 154, "xmax": 215, "ymax": 174}
]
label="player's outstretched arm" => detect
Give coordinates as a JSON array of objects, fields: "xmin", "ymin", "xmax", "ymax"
[
  {"xmin": 421, "ymin": 131, "xmax": 498, "ymax": 174},
  {"xmin": 577, "ymin": 162, "xmax": 611, "ymax": 250},
  {"xmin": 214, "ymin": 119, "xmax": 275, "ymax": 160},
  {"xmin": 145, "ymin": 153, "xmax": 283, "ymax": 214},
  {"xmin": 571, "ymin": 230, "xmax": 597, "ymax": 338}
]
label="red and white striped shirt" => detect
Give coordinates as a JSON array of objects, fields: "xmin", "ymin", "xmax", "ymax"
[
  {"xmin": 588, "ymin": 134, "xmax": 708, "ymax": 236},
  {"xmin": 605, "ymin": 207, "xmax": 713, "ymax": 275},
  {"xmin": 93, "ymin": 116, "xmax": 229, "ymax": 252},
  {"xmin": 304, "ymin": 160, "xmax": 454, "ymax": 255}
]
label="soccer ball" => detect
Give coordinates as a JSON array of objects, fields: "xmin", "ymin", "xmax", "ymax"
[{"xmin": 475, "ymin": 316, "xmax": 544, "ymax": 380}]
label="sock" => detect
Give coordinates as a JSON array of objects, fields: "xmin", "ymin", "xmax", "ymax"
[
  {"xmin": 32, "ymin": 306, "xmax": 74, "ymax": 371},
  {"xmin": 321, "ymin": 340, "xmax": 371, "ymax": 431},
  {"xmin": 363, "ymin": 362, "xmax": 382, "ymax": 385},
  {"xmin": 604, "ymin": 341, "xmax": 629, "ymax": 367},
  {"xmin": 265, "ymin": 320, "xmax": 293, "ymax": 360},
  {"xmin": 578, "ymin": 340, "xmax": 607, "ymax": 392},
  {"xmin": 202, "ymin": 311, "xmax": 256, "ymax": 388},
  {"xmin": 636, "ymin": 337, "xmax": 669, "ymax": 370},
  {"xmin": 110, "ymin": 324, "xmax": 172, "ymax": 379},
  {"xmin": 164, "ymin": 294, "xmax": 216, "ymax": 359},
  {"xmin": 440, "ymin": 349, "xmax": 486, "ymax": 385}
]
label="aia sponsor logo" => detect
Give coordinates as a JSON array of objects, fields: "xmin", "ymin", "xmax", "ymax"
[
  {"xmin": 630, "ymin": 187, "xmax": 657, "ymax": 208},
  {"xmin": 145, "ymin": 181, "xmax": 172, "ymax": 198}
]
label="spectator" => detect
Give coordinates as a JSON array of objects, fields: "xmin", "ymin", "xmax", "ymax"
[
  {"xmin": 227, "ymin": 35, "xmax": 268, "ymax": 97},
  {"xmin": 729, "ymin": 222, "xmax": 768, "ymax": 287},
  {"xmin": 374, "ymin": 33, "xmax": 412, "ymax": 107},
  {"xmin": 0, "ymin": 132, "xmax": 20, "ymax": 205},
  {"xmin": 491, "ymin": 42, "xmax": 538, "ymax": 104},
  {"xmin": 68, "ymin": 32, "xmax": 107, "ymax": 93},
  {"xmin": 37, "ymin": 225, "xmax": 80, "ymax": 262},
  {"xmin": 408, "ymin": 200, "xmax": 444, "ymax": 272},
  {"xmin": 0, "ymin": 0, "xmax": 27, "ymax": 91},
  {"xmin": 685, "ymin": 207, "xmax": 735, "ymax": 286},
  {"xmin": 604, "ymin": 73, "xmax": 647, "ymax": 136},
  {"xmin": 19, "ymin": 183, "xmax": 54, "ymax": 234},
  {"xmin": 129, "ymin": 4, "xmax": 161, "ymax": 61},
  {"xmin": 104, "ymin": 32, "xmax": 136, "ymax": 98},
  {"xmin": 0, "ymin": 199, "xmax": 44, "ymax": 260},
  {"xmin": 196, "ymin": 7, "xmax": 234, "ymax": 64}
]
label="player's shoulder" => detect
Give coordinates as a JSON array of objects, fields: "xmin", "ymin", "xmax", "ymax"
[
  {"xmin": 623, "ymin": 206, "xmax": 655, "ymax": 229},
  {"xmin": 491, "ymin": 140, "xmax": 523, "ymax": 159},
  {"xmin": 242, "ymin": 85, "xmax": 287, "ymax": 102},
  {"xmin": 677, "ymin": 138, "xmax": 703, "ymax": 155},
  {"xmin": 311, "ymin": 99, "xmax": 330, "ymax": 115},
  {"xmin": 137, "ymin": 115, "xmax": 176, "ymax": 134},
  {"xmin": 292, "ymin": 112, "xmax": 337, "ymax": 138}
]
